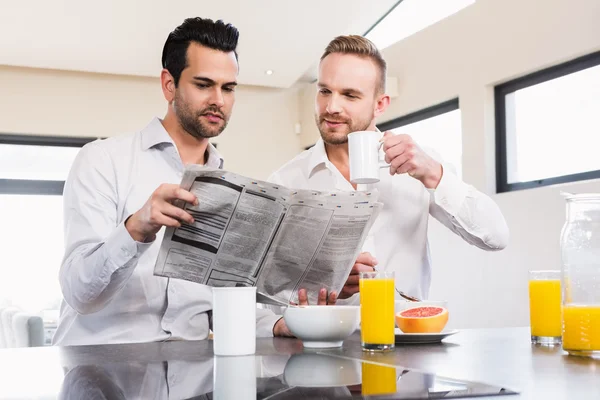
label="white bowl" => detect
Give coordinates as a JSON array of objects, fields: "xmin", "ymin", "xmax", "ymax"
[
  {"xmin": 283, "ymin": 353, "xmax": 361, "ymax": 387},
  {"xmin": 282, "ymin": 305, "xmax": 360, "ymax": 348}
]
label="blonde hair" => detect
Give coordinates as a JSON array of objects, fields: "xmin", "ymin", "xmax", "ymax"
[{"xmin": 320, "ymin": 35, "xmax": 387, "ymax": 94}]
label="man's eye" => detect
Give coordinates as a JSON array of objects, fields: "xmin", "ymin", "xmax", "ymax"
[
  {"xmin": 196, "ymin": 84, "xmax": 208, "ymax": 89},
  {"xmin": 223, "ymin": 87, "xmax": 235, "ymax": 92},
  {"xmin": 319, "ymin": 89, "xmax": 330, "ymax": 94}
]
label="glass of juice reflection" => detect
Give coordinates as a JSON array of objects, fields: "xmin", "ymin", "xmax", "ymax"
[
  {"xmin": 359, "ymin": 270, "xmax": 395, "ymax": 351},
  {"xmin": 361, "ymin": 363, "xmax": 397, "ymax": 395},
  {"xmin": 528, "ymin": 270, "xmax": 562, "ymax": 345}
]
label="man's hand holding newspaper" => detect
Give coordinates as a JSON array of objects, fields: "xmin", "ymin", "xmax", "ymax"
[{"xmin": 153, "ymin": 165, "xmax": 382, "ymax": 307}]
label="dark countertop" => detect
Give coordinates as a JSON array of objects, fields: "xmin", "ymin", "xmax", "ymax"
[{"xmin": 0, "ymin": 327, "xmax": 597, "ymax": 399}]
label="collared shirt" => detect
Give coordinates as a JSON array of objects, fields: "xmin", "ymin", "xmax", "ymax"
[
  {"xmin": 268, "ymin": 137, "xmax": 509, "ymax": 301},
  {"xmin": 60, "ymin": 356, "xmax": 291, "ymax": 399},
  {"xmin": 53, "ymin": 117, "xmax": 281, "ymax": 346}
]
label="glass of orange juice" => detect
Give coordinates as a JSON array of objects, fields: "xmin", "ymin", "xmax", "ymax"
[
  {"xmin": 528, "ymin": 270, "xmax": 562, "ymax": 345},
  {"xmin": 359, "ymin": 270, "xmax": 395, "ymax": 351}
]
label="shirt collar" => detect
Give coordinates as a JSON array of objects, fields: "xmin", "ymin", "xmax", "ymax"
[
  {"xmin": 306, "ymin": 137, "xmax": 330, "ymax": 177},
  {"xmin": 205, "ymin": 142, "xmax": 224, "ymax": 169},
  {"xmin": 141, "ymin": 117, "xmax": 224, "ymax": 169},
  {"xmin": 141, "ymin": 117, "xmax": 174, "ymax": 150}
]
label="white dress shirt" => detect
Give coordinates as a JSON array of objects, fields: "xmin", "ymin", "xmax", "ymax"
[
  {"xmin": 60, "ymin": 361, "xmax": 214, "ymax": 399},
  {"xmin": 60, "ymin": 355, "xmax": 296, "ymax": 399},
  {"xmin": 53, "ymin": 117, "xmax": 281, "ymax": 346},
  {"xmin": 268, "ymin": 137, "xmax": 509, "ymax": 302}
]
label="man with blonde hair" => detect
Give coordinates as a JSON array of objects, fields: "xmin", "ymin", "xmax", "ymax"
[{"xmin": 269, "ymin": 35, "xmax": 509, "ymax": 302}]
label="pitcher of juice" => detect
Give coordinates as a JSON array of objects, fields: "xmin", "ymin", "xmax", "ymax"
[{"xmin": 560, "ymin": 193, "xmax": 600, "ymax": 358}]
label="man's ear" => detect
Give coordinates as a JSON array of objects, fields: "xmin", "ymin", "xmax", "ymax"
[
  {"xmin": 161, "ymin": 69, "xmax": 176, "ymax": 103},
  {"xmin": 374, "ymin": 94, "xmax": 391, "ymax": 119}
]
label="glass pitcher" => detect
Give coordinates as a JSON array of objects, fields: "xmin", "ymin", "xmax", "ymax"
[{"xmin": 560, "ymin": 193, "xmax": 600, "ymax": 358}]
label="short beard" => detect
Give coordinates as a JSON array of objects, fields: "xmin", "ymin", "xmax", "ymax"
[
  {"xmin": 174, "ymin": 92, "xmax": 227, "ymax": 140},
  {"xmin": 315, "ymin": 113, "xmax": 372, "ymax": 145}
]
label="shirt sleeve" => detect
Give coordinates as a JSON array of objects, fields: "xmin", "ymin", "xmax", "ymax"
[
  {"xmin": 429, "ymin": 165, "xmax": 509, "ymax": 250},
  {"xmin": 255, "ymin": 306, "xmax": 284, "ymax": 338},
  {"xmin": 59, "ymin": 143, "xmax": 153, "ymax": 315}
]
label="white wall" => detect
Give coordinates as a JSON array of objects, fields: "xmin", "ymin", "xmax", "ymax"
[
  {"xmin": 3, "ymin": 0, "xmax": 600, "ymax": 330},
  {"xmin": 298, "ymin": 0, "xmax": 600, "ymax": 329},
  {"xmin": 0, "ymin": 65, "xmax": 302, "ymax": 180}
]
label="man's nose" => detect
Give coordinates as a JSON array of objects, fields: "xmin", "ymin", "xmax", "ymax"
[
  {"xmin": 209, "ymin": 87, "xmax": 225, "ymax": 108},
  {"xmin": 326, "ymin": 93, "xmax": 343, "ymax": 115}
]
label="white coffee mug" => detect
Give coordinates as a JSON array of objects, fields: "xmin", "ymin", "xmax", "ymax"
[
  {"xmin": 348, "ymin": 130, "xmax": 389, "ymax": 184},
  {"xmin": 212, "ymin": 286, "xmax": 257, "ymax": 356}
]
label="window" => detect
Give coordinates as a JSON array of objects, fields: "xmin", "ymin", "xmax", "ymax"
[
  {"xmin": 0, "ymin": 134, "xmax": 96, "ymax": 344},
  {"xmin": 365, "ymin": 0, "xmax": 475, "ymax": 50},
  {"xmin": 378, "ymin": 99, "xmax": 462, "ymax": 178},
  {"xmin": 495, "ymin": 51, "xmax": 600, "ymax": 192}
]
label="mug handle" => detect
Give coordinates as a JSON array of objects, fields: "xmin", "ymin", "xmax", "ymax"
[{"xmin": 377, "ymin": 141, "xmax": 390, "ymax": 168}]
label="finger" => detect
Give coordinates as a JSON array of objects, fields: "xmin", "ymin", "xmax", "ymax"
[
  {"xmin": 384, "ymin": 141, "xmax": 410, "ymax": 164},
  {"xmin": 396, "ymin": 159, "xmax": 418, "ymax": 176},
  {"xmin": 355, "ymin": 252, "xmax": 378, "ymax": 266},
  {"xmin": 152, "ymin": 213, "xmax": 182, "ymax": 228},
  {"xmin": 346, "ymin": 275, "xmax": 360, "ymax": 286},
  {"xmin": 298, "ymin": 289, "xmax": 309, "ymax": 306},
  {"xmin": 390, "ymin": 152, "xmax": 411, "ymax": 173},
  {"xmin": 317, "ymin": 288, "xmax": 328, "ymax": 305},
  {"xmin": 160, "ymin": 203, "xmax": 195, "ymax": 224},
  {"xmin": 166, "ymin": 185, "xmax": 199, "ymax": 205},
  {"xmin": 342, "ymin": 285, "xmax": 360, "ymax": 297},
  {"xmin": 328, "ymin": 291, "xmax": 337, "ymax": 305},
  {"xmin": 382, "ymin": 133, "xmax": 410, "ymax": 152},
  {"xmin": 347, "ymin": 265, "xmax": 375, "ymax": 285}
]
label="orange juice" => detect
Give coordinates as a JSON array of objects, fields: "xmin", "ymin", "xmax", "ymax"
[
  {"xmin": 361, "ymin": 363, "xmax": 397, "ymax": 395},
  {"xmin": 562, "ymin": 305, "xmax": 600, "ymax": 352},
  {"xmin": 528, "ymin": 279, "xmax": 562, "ymax": 338},
  {"xmin": 360, "ymin": 278, "xmax": 395, "ymax": 346}
]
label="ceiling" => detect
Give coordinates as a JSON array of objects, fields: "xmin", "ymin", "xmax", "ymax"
[{"xmin": 0, "ymin": 0, "xmax": 398, "ymax": 88}]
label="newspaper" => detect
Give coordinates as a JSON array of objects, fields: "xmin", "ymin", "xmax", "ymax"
[{"xmin": 153, "ymin": 165, "xmax": 381, "ymax": 306}]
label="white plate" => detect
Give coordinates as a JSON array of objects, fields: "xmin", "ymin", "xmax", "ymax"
[{"xmin": 394, "ymin": 329, "xmax": 459, "ymax": 344}]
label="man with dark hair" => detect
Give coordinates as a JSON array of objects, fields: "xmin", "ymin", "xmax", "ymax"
[{"xmin": 53, "ymin": 17, "xmax": 290, "ymax": 345}]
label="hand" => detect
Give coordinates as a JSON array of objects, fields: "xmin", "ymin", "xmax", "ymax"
[
  {"xmin": 298, "ymin": 288, "xmax": 337, "ymax": 306},
  {"xmin": 273, "ymin": 318, "xmax": 295, "ymax": 338},
  {"xmin": 381, "ymin": 131, "xmax": 443, "ymax": 189},
  {"xmin": 273, "ymin": 288, "xmax": 337, "ymax": 338},
  {"xmin": 125, "ymin": 183, "xmax": 198, "ymax": 242},
  {"xmin": 339, "ymin": 252, "xmax": 378, "ymax": 299}
]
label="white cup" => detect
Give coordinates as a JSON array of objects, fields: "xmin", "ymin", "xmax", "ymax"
[
  {"xmin": 212, "ymin": 286, "xmax": 257, "ymax": 356},
  {"xmin": 348, "ymin": 130, "xmax": 390, "ymax": 184},
  {"xmin": 213, "ymin": 355, "xmax": 257, "ymax": 400}
]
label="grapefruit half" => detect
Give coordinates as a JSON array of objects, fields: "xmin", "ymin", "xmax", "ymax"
[{"xmin": 395, "ymin": 306, "xmax": 449, "ymax": 333}]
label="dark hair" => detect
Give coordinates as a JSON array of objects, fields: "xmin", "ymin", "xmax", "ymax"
[{"xmin": 161, "ymin": 17, "xmax": 239, "ymax": 86}]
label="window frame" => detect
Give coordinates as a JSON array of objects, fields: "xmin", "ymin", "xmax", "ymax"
[
  {"xmin": 495, "ymin": 50, "xmax": 600, "ymax": 193},
  {"xmin": 377, "ymin": 98, "xmax": 460, "ymax": 131},
  {"xmin": 0, "ymin": 134, "xmax": 97, "ymax": 195}
]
